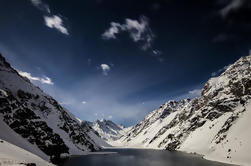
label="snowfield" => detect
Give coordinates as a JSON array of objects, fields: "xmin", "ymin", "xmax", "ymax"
[
  {"xmin": 0, "ymin": 139, "xmax": 55, "ymax": 166},
  {"xmin": 203, "ymin": 103, "xmax": 251, "ymax": 166}
]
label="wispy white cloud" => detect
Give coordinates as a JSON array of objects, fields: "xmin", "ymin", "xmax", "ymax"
[
  {"xmin": 44, "ymin": 15, "xmax": 69, "ymax": 35},
  {"xmin": 18, "ymin": 70, "xmax": 54, "ymax": 85},
  {"xmin": 18, "ymin": 70, "xmax": 40, "ymax": 81},
  {"xmin": 152, "ymin": 50, "xmax": 161, "ymax": 55},
  {"xmin": 102, "ymin": 16, "xmax": 155, "ymax": 51},
  {"xmin": 28, "ymin": 0, "xmax": 69, "ymax": 35},
  {"xmin": 41, "ymin": 76, "xmax": 54, "ymax": 85},
  {"xmin": 29, "ymin": 0, "xmax": 51, "ymax": 13},
  {"xmin": 59, "ymin": 101, "xmax": 72, "ymax": 105},
  {"xmin": 108, "ymin": 115, "xmax": 113, "ymax": 119},
  {"xmin": 188, "ymin": 89, "xmax": 202, "ymax": 97},
  {"xmin": 81, "ymin": 101, "xmax": 87, "ymax": 104},
  {"xmin": 100, "ymin": 64, "xmax": 111, "ymax": 76},
  {"xmin": 125, "ymin": 17, "xmax": 150, "ymax": 42},
  {"xmin": 211, "ymin": 65, "xmax": 229, "ymax": 77},
  {"xmin": 152, "ymin": 49, "xmax": 164, "ymax": 62},
  {"xmin": 30, "ymin": 0, "xmax": 40, "ymax": 6},
  {"xmin": 172, "ymin": 87, "xmax": 203, "ymax": 100},
  {"xmin": 102, "ymin": 22, "xmax": 122, "ymax": 39},
  {"xmin": 220, "ymin": 0, "xmax": 244, "ymax": 17}
]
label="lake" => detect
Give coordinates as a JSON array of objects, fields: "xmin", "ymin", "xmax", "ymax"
[{"xmin": 59, "ymin": 148, "xmax": 235, "ymax": 166}]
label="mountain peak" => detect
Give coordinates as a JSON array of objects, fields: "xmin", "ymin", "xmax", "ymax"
[
  {"xmin": 90, "ymin": 119, "xmax": 128, "ymax": 142},
  {"xmin": 0, "ymin": 53, "xmax": 11, "ymax": 68}
]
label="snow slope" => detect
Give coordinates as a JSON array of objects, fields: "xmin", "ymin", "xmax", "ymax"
[
  {"xmin": 0, "ymin": 139, "xmax": 54, "ymax": 166},
  {"xmin": 0, "ymin": 54, "xmax": 102, "ymax": 163},
  {"xmin": 0, "ymin": 117, "xmax": 50, "ymax": 162},
  {"xmin": 203, "ymin": 103, "xmax": 251, "ymax": 166},
  {"xmin": 119, "ymin": 55, "xmax": 251, "ymax": 166}
]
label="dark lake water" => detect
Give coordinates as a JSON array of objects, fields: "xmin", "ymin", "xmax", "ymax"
[{"xmin": 59, "ymin": 148, "xmax": 235, "ymax": 166}]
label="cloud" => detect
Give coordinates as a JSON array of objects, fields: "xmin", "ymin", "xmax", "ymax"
[
  {"xmin": 44, "ymin": 15, "xmax": 69, "ymax": 35},
  {"xmin": 152, "ymin": 50, "xmax": 161, "ymax": 55},
  {"xmin": 59, "ymin": 101, "xmax": 72, "ymax": 105},
  {"xmin": 108, "ymin": 115, "xmax": 113, "ymax": 119},
  {"xmin": 102, "ymin": 22, "xmax": 122, "ymax": 39},
  {"xmin": 41, "ymin": 76, "xmax": 54, "ymax": 85},
  {"xmin": 172, "ymin": 87, "xmax": 204, "ymax": 100},
  {"xmin": 220, "ymin": 0, "xmax": 244, "ymax": 17},
  {"xmin": 81, "ymin": 101, "xmax": 87, "ymax": 104},
  {"xmin": 18, "ymin": 70, "xmax": 54, "ymax": 85},
  {"xmin": 28, "ymin": 0, "xmax": 69, "ymax": 35},
  {"xmin": 152, "ymin": 49, "xmax": 164, "ymax": 62},
  {"xmin": 100, "ymin": 64, "xmax": 111, "ymax": 76},
  {"xmin": 188, "ymin": 89, "xmax": 202, "ymax": 97},
  {"xmin": 211, "ymin": 65, "xmax": 229, "ymax": 77},
  {"xmin": 29, "ymin": 0, "xmax": 50, "ymax": 13},
  {"xmin": 125, "ymin": 17, "xmax": 150, "ymax": 41},
  {"xmin": 102, "ymin": 16, "xmax": 155, "ymax": 51},
  {"xmin": 18, "ymin": 70, "xmax": 40, "ymax": 81}
]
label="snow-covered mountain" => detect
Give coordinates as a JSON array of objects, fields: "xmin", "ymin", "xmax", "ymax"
[
  {"xmin": 89, "ymin": 119, "xmax": 130, "ymax": 143},
  {"xmin": 0, "ymin": 54, "xmax": 105, "ymax": 164},
  {"xmin": 118, "ymin": 55, "xmax": 251, "ymax": 166}
]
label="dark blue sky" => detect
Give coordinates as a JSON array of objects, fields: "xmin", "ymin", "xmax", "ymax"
[{"xmin": 1, "ymin": 0, "xmax": 251, "ymax": 126}]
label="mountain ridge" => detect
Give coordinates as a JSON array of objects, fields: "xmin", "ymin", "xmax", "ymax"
[
  {"xmin": 115, "ymin": 55, "xmax": 251, "ymax": 166},
  {"xmin": 0, "ymin": 53, "xmax": 106, "ymax": 164}
]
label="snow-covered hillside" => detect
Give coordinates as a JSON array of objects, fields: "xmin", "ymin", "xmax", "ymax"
[
  {"xmin": 89, "ymin": 119, "xmax": 130, "ymax": 144},
  {"xmin": 119, "ymin": 55, "xmax": 251, "ymax": 165},
  {"xmin": 0, "ymin": 139, "xmax": 54, "ymax": 166},
  {"xmin": 0, "ymin": 54, "xmax": 103, "ymax": 164}
]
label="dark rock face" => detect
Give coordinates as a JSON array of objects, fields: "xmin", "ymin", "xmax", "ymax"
[
  {"xmin": 166, "ymin": 140, "xmax": 180, "ymax": 151},
  {"xmin": 0, "ymin": 54, "xmax": 11, "ymax": 68}
]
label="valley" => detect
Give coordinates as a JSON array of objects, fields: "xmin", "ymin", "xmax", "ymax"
[{"xmin": 1, "ymin": 53, "xmax": 251, "ymax": 166}]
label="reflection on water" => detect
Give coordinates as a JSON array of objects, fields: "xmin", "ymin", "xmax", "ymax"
[{"xmin": 59, "ymin": 148, "xmax": 235, "ymax": 166}]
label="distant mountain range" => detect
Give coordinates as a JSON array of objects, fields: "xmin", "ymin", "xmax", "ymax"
[{"xmin": 88, "ymin": 119, "xmax": 131, "ymax": 143}]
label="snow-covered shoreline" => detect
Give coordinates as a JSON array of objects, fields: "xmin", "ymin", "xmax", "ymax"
[{"xmin": 0, "ymin": 139, "xmax": 55, "ymax": 166}]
